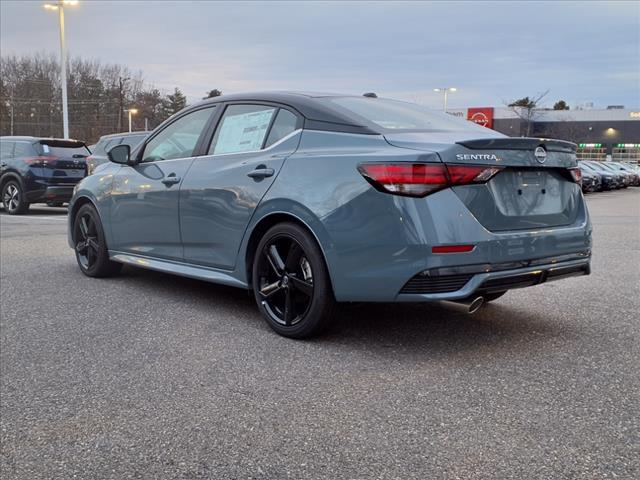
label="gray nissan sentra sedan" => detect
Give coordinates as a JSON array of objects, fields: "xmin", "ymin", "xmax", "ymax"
[{"xmin": 68, "ymin": 92, "xmax": 592, "ymax": 338}]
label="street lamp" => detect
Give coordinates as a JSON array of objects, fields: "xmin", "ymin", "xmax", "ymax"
[
  {"xmin": 433, "ymin": 87, "xmax": 457, "ymax": 112},
  {"xmin": 125, "ymin": 108, "xmax": 138, "ymax": 132},
  {"xmin": 44, "ymin": 0, "xmax": 79, "ymax": 139}
]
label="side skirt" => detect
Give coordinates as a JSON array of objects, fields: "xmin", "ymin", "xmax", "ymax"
[{"xmin": 109, "ymin": 251, "xmax": 248, "ymax": 289}]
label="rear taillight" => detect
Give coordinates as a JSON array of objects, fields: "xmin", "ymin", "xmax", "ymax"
[
  {"xmin": 569, "ymin": 167, "xmax": 582, "ymax": 184},
  {"xmin": 358, "ymin": 163, "xmax": 502, "ymax": 197},
  {"xmin": 24, "ymin": 156, "xmax": 57, "ymax": 166}
]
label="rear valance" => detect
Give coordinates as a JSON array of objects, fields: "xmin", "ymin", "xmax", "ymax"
[{"xmin": 457, "ymin": 138, "xmax": 576, "ymax": 154}]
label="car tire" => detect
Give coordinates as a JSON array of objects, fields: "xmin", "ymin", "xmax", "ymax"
[
  {"xmin": 252, "ymin": 222, "xmax": 335, "ymax": 339},
  {"xmin": 483, "ymin": 291, "xmax": 507, "ymax": 302},
  {"xmin": 1, "ymin": 180, "xmax": 30, "ymax": 215},
  {"xmin": 73, "ymin": 203, "xmax": 122, "ymax": 278}
]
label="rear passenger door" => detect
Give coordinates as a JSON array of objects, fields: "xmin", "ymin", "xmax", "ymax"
[{"xmin": 180, "ymin": 103, "xmax": 302, "ymax": 269}]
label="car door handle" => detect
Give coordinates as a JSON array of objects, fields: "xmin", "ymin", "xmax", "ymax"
[
  {"xmin": 247, "ymin": 167, "xmax": 275, "ymax": 179},
  {"xmin": 161, "ymin": 175, "xmax": 181, "ymax": 186}
]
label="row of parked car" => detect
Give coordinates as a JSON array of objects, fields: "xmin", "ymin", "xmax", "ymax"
[
  {"xmin": 0, "ymin": 130, "xmax": 638, "ymax": 214},
  {"xmin": 0, "ymin": 132, "xmax": 147, "ymax": 214},
  {"xmin": 578, "ymin": 160, "xmax": 640, "ymax": 193}
]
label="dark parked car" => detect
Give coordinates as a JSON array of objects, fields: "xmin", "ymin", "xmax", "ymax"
[
  {"xmin": 580, "ymin": 161, "xmax": 620, "ymax": 190},
  {"xmin": 86, "ymin": 132, "xmax": 149, "ymax": 175},
  {"xmin": 68, "ymin": 92, "xmax": 591, "ymax": 338},
  {"xmin": 609, "ymin": 161, "xmax": 640, "ymax": 186},
  {"xmin": 1, "ymin": 136, "xmax": 90, "ymax": 214},
  {"xmin": 579, "ymin": 167, "xmax": 601, "ymax": 193},
  {"xmin": 596, "ymin": 161, "xmax": 631, "ymax": 188}
]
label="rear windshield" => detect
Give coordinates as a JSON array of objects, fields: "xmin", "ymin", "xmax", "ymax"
[
  {"xmin": 327, "ymin": 97, "xmax": 490, "ymax": 133},
  {"xmin": 39, "ymin": 144, "xmax": 90, "ymax": 158}
]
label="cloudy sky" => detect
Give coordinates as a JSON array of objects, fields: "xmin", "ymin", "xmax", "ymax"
[{"xmin": 1, "ymin": 0, "xmax": 639, "ymax": 108}]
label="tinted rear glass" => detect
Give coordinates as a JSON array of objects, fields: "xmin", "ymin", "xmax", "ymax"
[
  {"xmin": 13, "ymin": 142, "xmax": 37, "ymax": 157},
  {"xmin": 41, "ymin": 144, "xmax": 90, "ymax": 158},
  {"xmin": 327, "ymin": 97, "xmax": 489, "ymax": 132}
]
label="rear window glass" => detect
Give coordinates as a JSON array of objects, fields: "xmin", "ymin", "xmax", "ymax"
[
  {"xmin": 41, "ymin": 144, "xmax": 90, "ymax": 158},
  {"xmin": 265, "ymin": 109, "xmax": 298, "ymax": 147},
  {"xmin": 14, "ymin": 142, "xmax": 37, "ymax": 157},
  {"xmin": 327, "ymin": 97, "xmax": 490, "ymax": 132}
]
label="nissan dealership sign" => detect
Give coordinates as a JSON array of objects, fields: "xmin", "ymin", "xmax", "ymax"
[{"xmin": 467, "ymin": 107, "xmax": 494, "ymax": 129}]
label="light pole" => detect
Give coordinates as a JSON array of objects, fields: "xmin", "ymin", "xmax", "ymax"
[
  {"xmin": 125, "ymin": 108, "xmax": 138, "ymax": 132},
  {"xmin": 433, "ymin": 87, "xmax": 457, "ymax": 112},
  {"xmin": 44, "ymin": 0, "xmax": 78, "ymax": 139}
]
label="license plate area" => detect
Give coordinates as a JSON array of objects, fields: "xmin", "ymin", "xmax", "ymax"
[{"xmin": 452, "ymin": 168, "xmax": 582, "ymax": 231}]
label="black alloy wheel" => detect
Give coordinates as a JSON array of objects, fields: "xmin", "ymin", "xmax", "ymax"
[
  {"xmin": 253, "ymin": 223, "xmax": 335, "ymax": 338},
  {"xmin": 73, "ymin": 204, "xmax": 122, "ymax": 277},
  {"xmin": 2, "ymin": 180, "xmax": 29, "ymax": 215},
  {"xmin": 74, "ymin": 210, "xmax": 100, "ymax": 270}
]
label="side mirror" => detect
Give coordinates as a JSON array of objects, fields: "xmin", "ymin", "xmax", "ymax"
[{"xmin": 107, "ymin": 144, "xmax": 131, "ymax": 165}]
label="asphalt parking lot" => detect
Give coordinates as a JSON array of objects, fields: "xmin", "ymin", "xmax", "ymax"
[{"xmin": 1, "ymin": 190, "xmax": 639, "ymax": 480}]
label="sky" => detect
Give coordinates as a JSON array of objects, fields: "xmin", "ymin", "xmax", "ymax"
[{"xmin": 1, "ymin": 0, "xmax": 639, "ymax": 109}]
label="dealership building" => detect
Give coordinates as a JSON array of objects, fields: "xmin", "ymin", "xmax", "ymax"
[{"xmin": 447, "ymin": 107, "xmax": 640, "ymax": 163}]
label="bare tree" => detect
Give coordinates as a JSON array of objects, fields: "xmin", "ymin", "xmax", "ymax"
[
  {"xmin": 0, "ymin": 53, "xmax": 182, "ymax": 142},
  {"xmin": 504, "ymin": 90, "xmax": 549, "ymax": 136}
]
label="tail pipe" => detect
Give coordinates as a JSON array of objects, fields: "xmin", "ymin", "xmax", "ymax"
[{"xmin": 440, "ymin": 296, "xmax": 485, "ymax": 314}]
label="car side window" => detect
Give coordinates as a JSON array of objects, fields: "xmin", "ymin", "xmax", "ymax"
[
  {"xmin": 0, "ymin": 141, "xmax": 14, "ymax": 160},
  {"xmin": 209, "ymin": 105, "xmax": 276, "ymax": 155},
  {"xmin": 14, "ymin": 142, "xmax": 36, "ymax": 158},
  {"xmin": 264, "ymin": 109, "xmax": 299, "ymax": 148},
  {"xmin": 142, "ymin": 107, "xmax": 215, "ymax": 162}
]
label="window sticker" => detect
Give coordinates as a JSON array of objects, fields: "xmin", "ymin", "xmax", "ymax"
[{"xmin": 214, "ymin": 109, "xmax": 275, "ymax": 154}]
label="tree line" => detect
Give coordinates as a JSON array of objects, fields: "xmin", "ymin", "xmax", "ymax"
[{"xmin": 0, "ymin": 53, "xmax": 201, "ymax": 143}]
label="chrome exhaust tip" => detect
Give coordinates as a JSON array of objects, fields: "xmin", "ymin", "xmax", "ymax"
[{"xmin": 440, "ymin": 296, "xmax": 485, "ymax": 314}]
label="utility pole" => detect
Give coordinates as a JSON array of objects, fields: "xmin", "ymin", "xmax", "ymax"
[
  {"xmin": 433, "ymin": 87, "xmax": 457, "ymax": 112},
  {"xmin": 44, "ymin": 1, "xmax": 78, "ymax": 138}
]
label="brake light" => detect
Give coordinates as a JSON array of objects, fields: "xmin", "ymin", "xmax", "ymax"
[
  {"xmin": 23, "ymin": 156, "xmax": 57, "ymax": 166},
  {"xmin": 569, "ymin": 167, "xmax": 582, "ymax": 184},
  {"xmin": 432, "ymin": 245, "xmax": 475, "ymax": 254},
  {"xmin": 358, "ymin": 163, "xmax": 502, "ymax": 197}
]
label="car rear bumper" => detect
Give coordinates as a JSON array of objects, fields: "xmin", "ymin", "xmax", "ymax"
[
  {"xmin": 395, "ymin": 256, "xmax": 590, "ymax": 301},
  {"xmin": 324, "ymin": 188, "xmax": 592, "ymax": 302},
  {"xmin": 42, "ymin": 185, "xmax": 75, "ymax": 202}
]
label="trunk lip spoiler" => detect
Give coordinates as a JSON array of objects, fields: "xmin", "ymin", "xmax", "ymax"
[
  {"xmin": 456, "ymin": 138, "xmax": 576, "ymax": 154},
  {"xmin": 38, "ymin": 139, "xmax": 88, "ymax": 148}
]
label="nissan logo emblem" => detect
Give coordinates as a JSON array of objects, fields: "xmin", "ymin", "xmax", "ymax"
[{"xmin": 534, "ymin": 146, "xmax": 547, "ymax": 163}]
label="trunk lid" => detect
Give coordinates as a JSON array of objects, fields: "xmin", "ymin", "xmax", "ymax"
[{"xmin": 386, "ymin": 134, "xmax": 583, "ymax": 231}]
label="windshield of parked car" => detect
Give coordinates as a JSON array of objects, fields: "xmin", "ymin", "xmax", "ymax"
[
  {"xmin": 328, "ymin": 97, "xmax": 492, "ymax": 133},
  {"xmin": 598, "ymin": 163, "xmax": 619, "ymax": 172},
  {"xmin": 582, "ymin": 162, "xmax": 605, "ymax": 172},
  {"xmin": 121, "ymin": 134, "xmax": 147, "ymax": 149}
]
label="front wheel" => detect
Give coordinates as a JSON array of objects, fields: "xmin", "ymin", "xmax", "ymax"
[
  {"xmin": 252, "ymin": 222, "xmax": 335, "ymax": 338},
  {"xmin": 73, "ymin": 204, "xmax": 122, "ymax": 277}
]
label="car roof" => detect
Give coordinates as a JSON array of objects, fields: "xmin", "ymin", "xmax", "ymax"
[
  {"xmin": 190, "ymin": 91, "xmax": 379, "ymax": 134},
  {"xmin": 0, "ymin": 136, "xmax": 84, "ymax": 143},
  {"xmin": 99, "ymin": 131, "xmax": 150, "ymax": 140}
]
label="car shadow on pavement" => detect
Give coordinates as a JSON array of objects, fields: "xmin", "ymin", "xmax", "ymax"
[
  {"xmin": 323, "ymin": 301, "xmax": 565, "ymax": 353},
  {"xmin": 0, "ymin": 205, "xmax": 68, "ymax": 215},
  {"xmin": 111, "ymin": 265, "xmax": 565, "ymax": 356}
]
